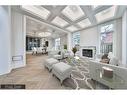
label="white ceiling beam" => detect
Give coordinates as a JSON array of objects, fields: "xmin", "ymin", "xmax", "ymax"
[
  {"xmin": 42, "ymin": 5, "xmax": 67, "ymax": 22},
  {"xmin": 80, "ymin": 6, "xmax": 97, "ymax": 25}
]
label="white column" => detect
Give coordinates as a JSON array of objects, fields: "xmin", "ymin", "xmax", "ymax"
[
  {"xmin": 23, "ymin": 16, "xmax": 26, "ymax": 68},
  {"xmin": 113, "ymin": 19, "xmax": 122, "ymax": 61},
  {"xmin": 67, "ymin": 32, "xmax": 72, "ymax": 51},
  {"xmin": 122, "ymin": 9, "xmax": 127, "ymax": 67},
  {"xmin": 11, "ymin": 9, "xmax": 26, "ymax": 69},
  {"xmin": 0, "ymin": 6, "xmax": 11, "ymax": 75}
]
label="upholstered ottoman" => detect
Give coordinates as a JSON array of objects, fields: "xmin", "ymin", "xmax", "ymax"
[
  {"xmin": 44, "ymin": 58, "xmax": 59, "ymax": 71},
  {"xmin": 52, "ymin": 62, "xmax": 72, "ymax": 85}
]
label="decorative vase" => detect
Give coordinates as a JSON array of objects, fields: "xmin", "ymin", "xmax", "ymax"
[{"xmin": 74, "ymin": 53, "xmax": 76, "ymax": 56}]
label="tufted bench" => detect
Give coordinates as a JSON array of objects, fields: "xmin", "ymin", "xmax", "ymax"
[
  {"xmin": 52, "ymin": 62, "xmax": 72, "ymax": 85},
  {"xmin": 44, "ymin": 58, "xmax": 59, "ymax": 71}
]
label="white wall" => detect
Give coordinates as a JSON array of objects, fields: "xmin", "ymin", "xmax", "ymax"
[
  {"xmin": 80, "ymin": 26, "xmax": 99, "ymax": 53},
  {"xmin": 0, "ymin": 6, "xmax": 11, "ymax": 75},
  {"xmin": 11, "ymin": 10, "xmax": 26, "ymax": 69},
  {"xmin": 80, "ymin": 19, "xmax": 122, "ymax": 61},
  {"xmin": 60, "ymin": 34, "xmax": 67, "ymax": 49},
  {"xmin": 122, "ymin": 9, "xmax": 127, "ymax": 67}
]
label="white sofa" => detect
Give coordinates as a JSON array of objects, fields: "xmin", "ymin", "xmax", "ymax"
[
  {"xmin": 62, "ymin": 50, "xmax": 70, "ymax": 58},
  {"xmin": 89, "ymin": 60, "xmax": 127, "ymax": 89},
  {"xmin": 52, "ymin": 62, "xmax": 72, "ymax": 84},
  {"xmin": 53, "ymin": 54, "xmax": 63, "ymax": 60},
  {"xmin": 48, "ymin": 50, "xmax": 59, "ymax": 57},
  {"xmin": 48, "ymin": 50, "xmax": 70, "ymax": 60}
]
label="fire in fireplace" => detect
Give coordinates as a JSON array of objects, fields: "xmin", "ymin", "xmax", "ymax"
[{"xmin": 82, "ymin": 49, "xmax": 93, "ymax": 58}]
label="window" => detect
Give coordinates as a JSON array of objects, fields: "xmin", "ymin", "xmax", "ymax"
[
  {"xmin": 55, "ymin": 38, "xmax": 60, "ymax": 50},
  {"xmin": 72, "ymin": 32, "xmax": 80, "ymax": 47},
  {"xmin": 100, "ymin": 23, "xmax": 113, "ymax": 54}
]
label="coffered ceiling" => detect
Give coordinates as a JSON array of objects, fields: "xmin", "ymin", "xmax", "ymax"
[
  {"xmin": 26, "ymin": 17, "xmax": 67, "ymax": 38},
  {"xmin": 20, "ymin": 5, "xmax": 126, "ymax": 33}
]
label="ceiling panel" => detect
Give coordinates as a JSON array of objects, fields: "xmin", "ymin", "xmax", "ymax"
[
  {"xmin": 26, "ymin": 17, "xmax": 67, "ymax": 38},
  {"xmin": 22, "ymin": 6, "xmax": 51, "ymax": 20},
  {"xmin": 77, "ymin": 18, "xmax": 91, "ymax": 28},
  {"xmin": 20, "ymin": 5, "xmax": 123, "ymax": 33},
  {"xmin": 62, "ymin": 6, "xmax": 85, "ymax": 21},
  {"xmin": 95, "ymin": 6, "xmax": 117, "ymax": 23},
  {"xmin": 51, "ymin": 16, "xmax": 69, "ymax": 27}
]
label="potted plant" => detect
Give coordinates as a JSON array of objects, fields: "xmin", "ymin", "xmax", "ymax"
[
  {"xmin": 72, "ymin": 47, "xmax": 77, "ymax": 56},
  {"xmin": 64, "ymin": 44, "xmax": 67, "ymax": 50}
]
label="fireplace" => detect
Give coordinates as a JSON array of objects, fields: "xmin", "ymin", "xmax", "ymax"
[
  {"xmin": 82, "ymin": 49, "xmax": 93, "ymax": 58},
  {"xmin": 80, "ymin": 46, "xmax": 96, "ymax": 58}
]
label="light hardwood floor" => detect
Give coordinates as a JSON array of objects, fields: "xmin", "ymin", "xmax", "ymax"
[{"xmin": 0, "ymin": 54, "xmax": 67, "ymax": 89}]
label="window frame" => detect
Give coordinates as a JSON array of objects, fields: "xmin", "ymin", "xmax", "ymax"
[
  {"xmin": 98, "ymin": 21, "xmax": 114, "ymax": 54},
  {"xmin": 72, "ymin": 31, "xmax": 80, "ymax": 47}
]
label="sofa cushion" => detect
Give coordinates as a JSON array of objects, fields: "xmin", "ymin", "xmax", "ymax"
[{"xmin": 109, "ymin": 57, "xmax": 119, "ymax": 66}]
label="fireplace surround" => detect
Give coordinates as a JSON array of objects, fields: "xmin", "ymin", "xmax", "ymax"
[
  {"xmin": 80, "ymin": 46, "xmax": 96, "ymax": 58},
  {"xmin": 82, "ymin": 49, "xmax": 93, "ymax": 58}
]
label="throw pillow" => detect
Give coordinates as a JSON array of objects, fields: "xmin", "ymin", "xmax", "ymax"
[{"xmin": 109, "ymin": 57, "xmax": 119, "ymax": 66}]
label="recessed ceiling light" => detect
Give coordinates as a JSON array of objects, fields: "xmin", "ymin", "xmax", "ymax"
[
  {"xmin": 51, "ymin": 16, "xmax": 69, "ymax": 27},
  {"xmin": 62, "ymin": 6, "xmax": 85, "ymax": 21},
  {"xmin": 95, "ymin": 6, "xmax": 117, "ymax": 23},
  {"xmin": 66, "ymin": 25, "xmax": 79, "ymax": 32},
  {"xmin": 77, "ymin": 18, "xmax": 91, "ymax": 28},
  {"xmin": 22, "ymin": 6, "xmax": 50, "ymax": 20}
]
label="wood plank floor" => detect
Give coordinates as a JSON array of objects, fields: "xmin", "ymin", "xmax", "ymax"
[{"xmin": 0, "ymin": 54, "xmax": 67, "ymax": 89}]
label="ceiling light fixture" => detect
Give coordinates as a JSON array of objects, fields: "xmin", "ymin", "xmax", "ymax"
[{"xmin": 38, "ymin": 32, "xmax": 51, "ymax": 37}]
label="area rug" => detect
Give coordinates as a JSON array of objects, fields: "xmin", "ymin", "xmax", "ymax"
[{"xmin": 61, "ymin": 57, "xmax": 109, "ymax": 89}]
